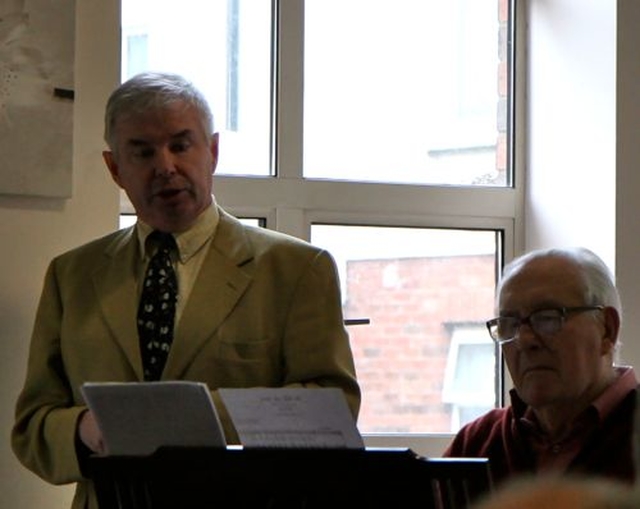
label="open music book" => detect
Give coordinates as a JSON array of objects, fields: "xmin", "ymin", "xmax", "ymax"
[{"xmin": 81, "ymin": 382, "xmax": 363, "ymax": 455}]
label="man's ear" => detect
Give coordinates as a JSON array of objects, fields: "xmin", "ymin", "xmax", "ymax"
[
  {"xmin": 601, "ymin": 306, "xmax": 621, "ymax": 353},
  {"xmin": 210, "ymin": 133, "xmax": 219, "ymax": 175},
  {"xmin": 103, "ymin": 151, "xmax": 123, "ymax": 187}
]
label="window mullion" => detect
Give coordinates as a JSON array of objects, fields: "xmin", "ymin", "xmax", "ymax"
[{"xmin": 273, "ymin": 0, "xmax": 305, "ymax": 180}]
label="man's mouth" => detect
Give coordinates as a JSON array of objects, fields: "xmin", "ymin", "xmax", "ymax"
[
  {"xmin": 522, "ymin": 365, "xmax": 553, "ymax": 376},
  {"xmin": 155, "ymin": 188, "xmax": 184, "ymax": 199}
]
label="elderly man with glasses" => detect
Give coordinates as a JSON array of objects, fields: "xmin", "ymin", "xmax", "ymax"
[{"xmin": 443, "ymin": 246, "xmax": 638, "ymax": 486}]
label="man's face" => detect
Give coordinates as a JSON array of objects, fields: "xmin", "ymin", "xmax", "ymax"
[
  {"xmin": 103, "ymin": 101, "xmax": 218, "ymax": 233},
  {"xmin": 499, "ymin": 256, "xmax": 615, "ymax": 413}
]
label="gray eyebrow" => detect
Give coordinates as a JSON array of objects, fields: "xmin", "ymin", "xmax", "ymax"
[{"xmin": 125, "ymin": 129, "xmax": 195, "ymax": 148}]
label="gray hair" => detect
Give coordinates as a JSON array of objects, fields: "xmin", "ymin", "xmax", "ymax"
[
  {"xmin": 103, "ymin": 71, "xmax": 215, "ymax": 150},
  {"xmin": 497, "ymin": 247, "xmax": 622, "ymax": 322}
]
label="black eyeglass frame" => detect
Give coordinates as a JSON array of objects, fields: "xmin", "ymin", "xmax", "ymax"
[{"xmin": 485, "ymin": 305, "xmax": 605, "ymax": 345}]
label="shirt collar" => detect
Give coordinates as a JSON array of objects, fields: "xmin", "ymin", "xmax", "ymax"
[
  {"xmin": 135, "ymin": 198, "xmax": 220, "ymax": 262},
  {"xmin": 591, "ymin": 365, "xmax": 637, "ymax": 419}
]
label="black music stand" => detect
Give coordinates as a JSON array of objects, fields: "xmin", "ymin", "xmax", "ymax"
[{"xmin": 89, "ymin": 447, "xmax": 492, "ymax": 509}]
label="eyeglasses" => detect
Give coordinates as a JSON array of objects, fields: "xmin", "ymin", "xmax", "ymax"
[{"xmin": 486, "ymin": 306, "xmax": 604, "ymax": 345}]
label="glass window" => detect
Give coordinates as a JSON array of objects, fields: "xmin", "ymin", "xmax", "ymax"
[
  {"xmin": 119, "ymin": 0, "xmax": 517, "ymax": 441},
  {"xmin": 123, "ymin": 33, "xmax": 148, "ymax": 78},
  {"xmin": 442, "ymin": 326, "xmax": 496, "ymax": 430},
  {"xmin": 121, "ymin": 0, "xmax": 509, "ymax": 186},
  {"xmin": 121, "ymin": 0, "xmax": 272, "ymax": 176},
  {"xmin": 311, "ymin": 225, "xmax": 499, "ymax": 433},
  {"xmin": 119, "ymin": 214, "xmax": 137, "ymax": 229},
  {"xmin": 303, "ymin": 0, "xmax": 508, "ymax": 185}
]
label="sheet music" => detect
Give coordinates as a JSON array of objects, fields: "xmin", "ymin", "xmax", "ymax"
[
  {"xmin": 81, "ymin": 381, "xmax": 227, "ymax": 456},
  {"xmin": 219, "ymin": 387, "xmax": 364, "ymax": 449}
]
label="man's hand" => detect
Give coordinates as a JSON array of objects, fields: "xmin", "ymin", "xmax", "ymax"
[{"xmin": 78, "ymin": 410, "xmax": 105, "ymax": 454}]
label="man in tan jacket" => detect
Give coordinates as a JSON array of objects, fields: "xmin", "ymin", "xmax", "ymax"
[{"xmin": 12, "ymin": 71, "xmax": 360, "ymax": 509}]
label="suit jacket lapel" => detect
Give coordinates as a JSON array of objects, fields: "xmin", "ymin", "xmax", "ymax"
[
  {"xmin": 92, "ymin": 228, "xmax": 144, "ymax": 380},
  {"xmin": 164, "ymin": 210, "xmax": 253, "ymax": 379}
]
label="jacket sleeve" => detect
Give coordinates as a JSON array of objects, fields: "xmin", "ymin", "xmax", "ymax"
[
  {"xmin": 11, "ymin": 259, "xmax": 86, "ymax": 485},
  {"xmin": 280, "ymin": 248, "xmax": 361, "ymax": 419}
]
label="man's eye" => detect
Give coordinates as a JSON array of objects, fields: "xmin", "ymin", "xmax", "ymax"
[
  {"xmin": 170, "ymin": 140, "xmax": 191, "ymax": 153},
  {"xmin": 535, "ymin": 311, "xmax": 560, "ymax": 320},
  {"xmin": 132, "ymin": 147, "xmax": 154, "ymax": 159}
]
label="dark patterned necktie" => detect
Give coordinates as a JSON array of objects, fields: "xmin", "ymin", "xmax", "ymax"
[{"xmin": 137, "ymin": 231, "xmax": 178, "ymax": 381}]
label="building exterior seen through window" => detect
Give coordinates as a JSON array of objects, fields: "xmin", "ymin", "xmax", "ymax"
[
  {"xmin": 303, "ymin": 0, "xmax": 508, "ymax": 186},
  {"xmin": 311, "ymin": 225, "xmax": 498, "ymax": 433}
]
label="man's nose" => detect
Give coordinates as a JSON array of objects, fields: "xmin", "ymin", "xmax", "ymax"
[
  {"xmin": 153, "ymin": 147, "xmax": 177, "ymax": 176},
  {"xmin": 512, "ymin": 321, "xmax": 541, "ymax": 349}
]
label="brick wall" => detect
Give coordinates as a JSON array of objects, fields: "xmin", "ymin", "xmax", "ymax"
[{"xmin": 345, "ymin": 254, "xmax": 495, "ymax": 432}]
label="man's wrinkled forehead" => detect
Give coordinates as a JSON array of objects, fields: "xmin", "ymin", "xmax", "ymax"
[
  {"xmin": 113, "ymin": 103, "xmax": 205, "ymax": 142},
  {"xmin": 116, "ymin": 99, "xmax": 190, "ymax": 124},
  {"xmin": 497, "ymin": 256, "xmax": 586, "ymax": 309}
]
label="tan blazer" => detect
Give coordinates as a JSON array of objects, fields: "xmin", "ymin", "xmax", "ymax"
[{"xmin": 12, "ymin": 207, "xmax": 360, "ymax": 509}]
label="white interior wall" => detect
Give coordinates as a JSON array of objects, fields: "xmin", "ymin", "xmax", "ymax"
[
  {"xmin": 525, "ymin": 0, "xmax": 616, "ymax": 267},
  {"xmin": 525, "ymin": 0, "xmax": 640, "ymax": 372},
  {"xmin": 615, "ymin": 0, "xmax": 640, "ymax": 368},
  {"xmin": 0, "ymin": 3, "xmax": 119, "ymax": 508}
]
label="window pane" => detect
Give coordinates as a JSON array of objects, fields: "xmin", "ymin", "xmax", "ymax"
[
  {"xmin": 311, "ymin": 225, "xmax": 498, "ymax": 433},
  {"xmin": 304, "ymin": 0, "xmax": 508, "ymax": 186},
  {"xmin": 119, "ymin": 214, "xmax": 137, "ymax": 229},
  {"xmin": 121, "ymin": 0, "xmax": 271, "ymax": 176}
]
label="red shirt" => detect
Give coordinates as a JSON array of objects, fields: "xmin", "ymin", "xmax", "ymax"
[
  {"xmin": 444, "ymin": 366, "xmax": 638, "ymax": 487},
  {"xmin": 522, "ymin": 366, "xmax": 638, "ymax": 473}
]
